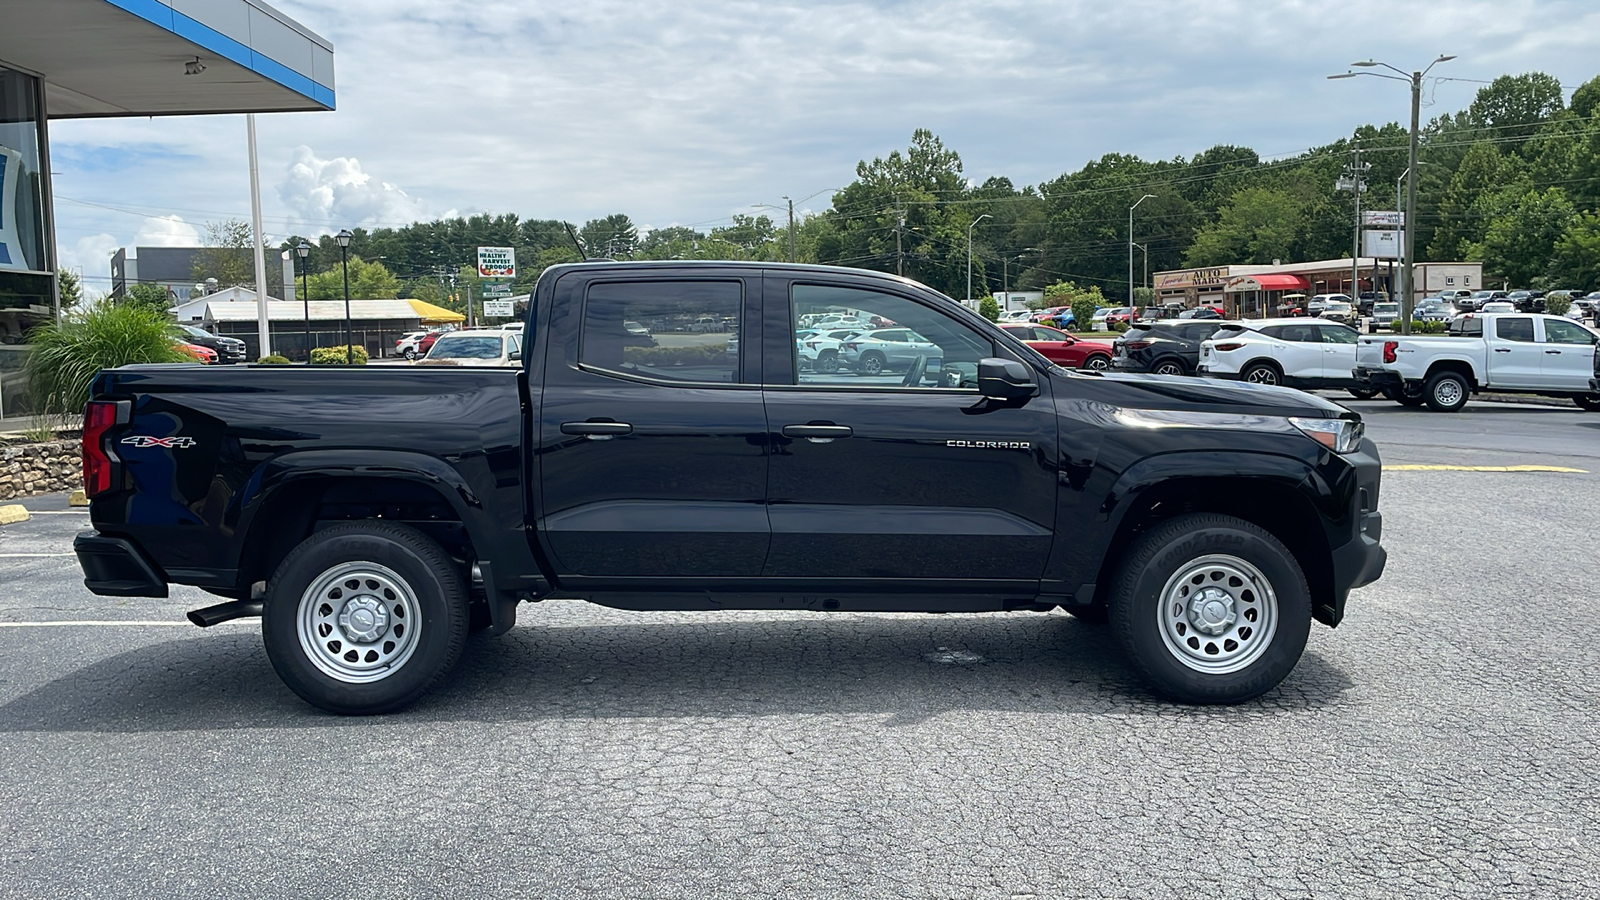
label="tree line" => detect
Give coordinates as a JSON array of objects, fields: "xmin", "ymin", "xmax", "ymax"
[{"xmin": 169, "ymin": 69, "xmax": 1600, "ymax": 310}]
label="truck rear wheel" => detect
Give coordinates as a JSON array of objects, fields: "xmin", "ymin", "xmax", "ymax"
[
  {"xmin": 1424, "ymin": 371, "xmax": 1470, "ymax": 412},
  {"xmin": 1109, "ymin": 513, "xmax": 1311, "ymax": 704},
  {"xmin": 1575, "ymin": 395, "xmax": 1600, "ymax": 412},
  {"xmin": 262, "ymin": 521, "xmax": 469, "ymax": 715}
]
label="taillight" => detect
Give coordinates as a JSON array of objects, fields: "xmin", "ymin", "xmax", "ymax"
[
  {"xmin": 1123, "ymin": 340, "xmax": 1152, "ymax": 350},
  {"xmin": 1214, "ymin": 342, "xmax": 1245, "ymax": 352},
  {"xmin": 82, "ymin": 400, "xmax": 127, "ymax": 499},
  {"xmin": 1383, "ymin": 341, "xmax": 1398, "ymax": 364}
]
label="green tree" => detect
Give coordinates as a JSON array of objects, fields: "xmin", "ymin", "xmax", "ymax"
[
  {"xmin": 978, "ymin": 297, "xmax": 1000, "ymax": 321},
  {"xmin": 1468, "ymin": 72, "xmax": 1565, "ymax": 143},
  {"xmin": 192, "ymin": 219, "xmax": 256, "ymax": 288},
  {"xmin": 1428, "ymin": 143, "xmax": 1521, "ymax": 260},
  {"xmin": 123, "ymin": 282, "xmax": 173, "ymax": 312},
  {"xmin": 305, "ymin": 256, "xmax": 402, "ymax": 300},
  {"xmin": 57, "ymin": 269, "xmax": 82, "ymax": 309},
  {"xmin": 580, "ymin": 214, "xmax": 639, "ymax": 258},
  {"xmin": 1548, "ymin": 213, "xmax": 1600, "ymax": 287},
  {"xmin": 1183, "ymin": 188, "xmax": 1301, "ymax": 266},
  {"xmin": 1466, "ymin": 187, "xmax": 1577, "ymax": 286}
]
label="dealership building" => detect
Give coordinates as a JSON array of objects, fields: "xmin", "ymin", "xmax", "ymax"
[
  {"xmin": 0, "ymin": 0, "xmax": 334, "ymax": 415},
  {"xmin": 1152, "ymin": 258, "xmax": 1484, "ymax": 318}
]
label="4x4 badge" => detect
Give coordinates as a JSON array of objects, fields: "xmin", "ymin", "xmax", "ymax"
[{"xmin": 120, "ymin": 436, "xmax": 196, "ymax": 449}]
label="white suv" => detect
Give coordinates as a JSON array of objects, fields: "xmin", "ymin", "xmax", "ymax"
[
  {"xmin": 797, "ymin": 328, "xmax": 864, "ymax": 374},
  {"xmin": 1198, "ymin": 318, "xmax": 1366, "ymax": 392}
]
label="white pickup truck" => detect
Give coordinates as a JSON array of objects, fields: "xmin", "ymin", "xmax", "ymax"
[{"xmin": 1352, "ymin": 313, "xmax": 1600, "ymax": 412}]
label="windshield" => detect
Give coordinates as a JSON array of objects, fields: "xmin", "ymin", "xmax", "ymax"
[{"xmin": 428, "ymin": 335, "xmax": 505, "ymax": 360}]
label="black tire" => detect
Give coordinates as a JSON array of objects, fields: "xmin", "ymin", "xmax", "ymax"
[
  {"xmin": 1424, "ymin": 370, "xmax": 1470, "ymax": 413},
  {"xmin": 1109, "ymin": 513, "xmax": 1312, "ymax": 704},
  {"xmin": 1574, "ymin": 395, "xmax": 1600, "ymax": 412},
  {"xmin": 1061, "ymin": 604, "xmax": 1109, "ymax": 624},
  {"xmin": 403, "ymin": 348, "xmax": 416, "ymax": 360},
  {"xmin": 1083, "ymin": 354, "xmax": 1110, "ymax": 371},
  {"xmin": 1241, "ymin": 362, "xmax": 1281, "ymax": 386},
  {"xmin": 262, "ymin": 521, "xmax": 469, "ymax": 715},
  {"xmin": 1347, "ymin": 387, "xmax": 1379, "ymax": 400},
  {"xmin": 817, "ymin": 351, "xmax": 840, "ymax": 374},
  {"xmin": 1381, "ymin": 386, "xmax": 1426, "ymax": 408},
  {"xmin": 859, "ymin": 352, "xmax": 886, "ymax": 376},
  {"xmin": 1151, "ymin": 359, "xmax": 1186, "ymax": 377}
]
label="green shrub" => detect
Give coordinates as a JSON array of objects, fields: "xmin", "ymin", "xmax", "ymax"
[
  {"xmin": 978, "ymin": 297, "xmax": 1000, "ymax": 322},
  {"xmin": 1544, "ymin": 294, "xmax": 1572, "ymax": 316},
  {"xmin": 1070, "ymin": 298, "xmax": 1098, "ymax": 333},
  {"xmin": 25, "ymin": 303, "xmax": 189, "ymax": 416},
  {"xmin": 1109, "ymin": 320, "xmax": 1131, "ymax": 333},
  {"xmin": 1408, "ymin": 320, "xmax": 1447, "ymax": 334},
  {"xmin": 622, "ymin": 345, "xmax": 726, "ymax": 366},
  {"xmin": 257, "ymin": 355, "xmax": 291, "ymax": 365},
  {"xmin": 310, "ymin": 345, "xmax": 368, "ymax": 365}
]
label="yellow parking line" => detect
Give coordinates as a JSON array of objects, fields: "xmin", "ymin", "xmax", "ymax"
[{"xmin": 1383, "ymin": 464, "xmax": 1588, "ymax": 473}]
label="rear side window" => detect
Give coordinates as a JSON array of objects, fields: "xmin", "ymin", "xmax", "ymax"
[
  {"xmin": 1494, "ymin": 317, "xmax": 1535, "ymax": 342},
  {"xmin": 581, "ymin": 281, "xmax": 742, "ymax": 383},
  {"xmin": 1179, "ymin": 324, "xmax": 1219, "ymax": 341},
  {"xmin": 1451, "ymin": 317, "xmax": 1483, "ymax": 337}
]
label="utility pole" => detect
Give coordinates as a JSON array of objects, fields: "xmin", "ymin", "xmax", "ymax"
[
  {"xmin": 1403, "ymin": 68, "xmax": 1423, "ymax": 334},
  {"xmin": 1338, "ymin": 140, "xmax": 1369, "ymax": 306},
  {"xmin": 895, "ymin": 208, "xmax": 905, "ymax": 277},
  {"xmin": 785, "ymin": 196, "xmax": 795, "ymax": 263}
]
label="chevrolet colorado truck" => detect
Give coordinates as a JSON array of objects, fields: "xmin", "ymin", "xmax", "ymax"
[
  {"xmin": 74, "ymin": 261, "xmax": 1387, "ymax": 714},
  {"xmin": 1353, "ymin": 312, "xmax": 1600, "ymax": 412}
]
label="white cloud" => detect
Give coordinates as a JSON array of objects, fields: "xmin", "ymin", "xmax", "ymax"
[
  {"xmin": 133, "ymin": 215, "xmax": 202, "ymax": 247},
  {"xmin": 277, "ymin": 146, "xmax": 432, "ymax": 232}
]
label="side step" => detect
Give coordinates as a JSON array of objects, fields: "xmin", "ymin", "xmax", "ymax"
[{"xmin": 187, "ymin": 599, "xmax": 264, "ymax": 628}]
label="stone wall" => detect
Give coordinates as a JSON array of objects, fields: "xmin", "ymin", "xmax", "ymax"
[{"xmin": 0, "ymin": 439, "xmax": 79, "ymax": 500}]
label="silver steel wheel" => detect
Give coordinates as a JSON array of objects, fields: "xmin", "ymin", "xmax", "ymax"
[
  {"xmin": 1432, "ymin": 378, "xmax": 1463, "ymax": 407},
  {"xmin": 1157, "ymin": 554, "xmax": 1278, "ymax": 675},
  {"xmin": 297, "ymin": 561, "xmax": 422, "ymax": 684},
  {"xmin": 1084, "ymin": 355, "xmax": 1110, "ymax": 371},
  {"xmin": 1243, "ymin": 365, "xmax": 1279, "ymax": 386},
  {"xmin": 1153, "ymin": 361, "xmax": 1184, "ymax": 376}
]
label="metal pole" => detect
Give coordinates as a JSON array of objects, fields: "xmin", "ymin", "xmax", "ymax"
[
  {"xmin": 1402, "ymin": 71, "xmax": 1421, "ymax": 335},
  {"xmin": 1129, "ymin": 195, "xmax": 1154, "ymax": 305},
  {"xmin": 301, "ymin": 259, "xmax": 310, "ymax": 364},
  {"xmin": 1396, "ymin": 169, "xmax": 1407, "ymax": 311},
  {"xmin": 966, "ymin": 214, "xmax": 991, "ymax": 303},
  {"xmin": 1351, "ymin": 139, "xmax": 1362, "ymax": 308},
  {"xmin": 341, "ymin": 244, "xmax": 351, "ymax": 364},
  {"xmin": 786, "ymin": 197, "xmax": 796, "ymax": 263},
  {"xmin": 247, "ymin": 114, "xmax": 272, "ymax": 359}
]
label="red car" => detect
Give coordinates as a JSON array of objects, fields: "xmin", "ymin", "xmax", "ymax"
[
  {"xmin": 176, "ymin": 342, "xmax": 217, "ymax": 364},
  {"xmin": 417, "ymin": 330, "xmax": 447, "ymax": 356},
  {"xmin": 1000, "ymin": 324, "xmax": 1113, "ymax": 370}
]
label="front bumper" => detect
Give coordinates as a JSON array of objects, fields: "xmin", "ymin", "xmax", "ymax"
[
  {"xmin": 1324, "ymin": 440, "xmax": 1387, "ymax": 626},
  {"xmin": 74, "ymin": 531, "xmax": 168, "ymax": 597},
  {"xmin": 1591, "ymin": 376, "xmax": 1600, "ymax": 394}
]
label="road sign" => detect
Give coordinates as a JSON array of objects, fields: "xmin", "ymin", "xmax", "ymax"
[
  {"xmin": 482, "ymin": 282, "xmax": 512, "ymax": 297},
  {"xmin": 476, "ymin": 246, "xmax": 515, "ymax": 279},
  {"xmin": 1363, "ymin": 229, "xmax": 1402, "ymax": 259},
  {"xmin": 482, "ymin": 300, "xmax": 514, "ymax": 317},
  {"xmin": 1363, "ymin": 210, "xmax": 1402, "ymax": 227}
]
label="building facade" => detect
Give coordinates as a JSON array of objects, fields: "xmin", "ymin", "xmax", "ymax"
[{"xmin": 1153, "ymin": 258, "xmax": 1485, "ymax": 318}]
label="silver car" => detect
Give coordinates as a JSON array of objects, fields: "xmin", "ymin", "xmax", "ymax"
[{"xmin": 839, "ymin": 328, "xmax": 942, "ymax": 376}]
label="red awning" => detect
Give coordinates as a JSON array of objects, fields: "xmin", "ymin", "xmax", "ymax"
[{"xmin": 1224, "ymin": 274, "xmax": 1311, "ymax": 292}]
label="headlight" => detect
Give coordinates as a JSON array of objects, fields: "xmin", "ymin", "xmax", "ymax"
[{"xmin": 1289, "ymin": 417, "xmax": 1365, "ymax": 453}]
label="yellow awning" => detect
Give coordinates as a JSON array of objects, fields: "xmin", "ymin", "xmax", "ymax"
[{"xmin": 407, "ymin": 299, "xmax": 466, "ymax": 324}]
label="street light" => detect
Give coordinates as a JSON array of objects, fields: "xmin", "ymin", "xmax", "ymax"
[
  {"xmin": 1001, "ymin": 247, "xmax": 1040, "ymax": 299},
  {"xmin": 295, "ymin": 240, "xmax": 311, "ymax": 363},
  {"xmin": 334, "ymin": 229, "xmax": 353, "ymax": 364},
  {"xmin": 967, "ymin": 214, "xmax": 991, "ymax": 305},
  {"xmin": 1329, "ymin": 54, "xmax": 1456, "ymax": 334},
  {"xmin": 1129, "ymin": 195, "xmax": 1156, "ymax": 306},
  {"xmin": 1132, "ymin": 242, "xmax": 1149, "ymax": 290}
]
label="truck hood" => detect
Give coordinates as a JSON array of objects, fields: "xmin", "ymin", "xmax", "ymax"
[{"xmin": 1061, "ymin": 370, "xmax": 1354, "ymax": 418}]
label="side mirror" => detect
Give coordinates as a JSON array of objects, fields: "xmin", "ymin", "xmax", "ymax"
[
  {"xmin": 976, "ymin": 357, "xmax": 1038, "ymax": 400},
  {"xmin": 509, "ymin": 348, "xmax": 522, "ymax": 361}
]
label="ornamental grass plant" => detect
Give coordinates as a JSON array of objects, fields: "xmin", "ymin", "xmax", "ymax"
[{"xmin": 25, "ymin": 303, "xmax": 189, "ymax": 417}]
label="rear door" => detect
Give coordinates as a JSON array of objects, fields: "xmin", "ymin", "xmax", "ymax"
[
  {"xmin": 760, "ymin": 276, "xmax": 1059, "ymax": 586},
  {"xmin": 535, "ymin": 269, "xmax": 770, "ymax": 584},
  {"xmin": 1539, "ymin": 317, "xmax": 1599, "ymax": 389},
  {"xmin": 1486, "ymin": 316, "xmax": 1542, "ymax": 388},
  {"xmin": 1261, "ymin": 323, "xmax": 1321, "ymax": 379}
]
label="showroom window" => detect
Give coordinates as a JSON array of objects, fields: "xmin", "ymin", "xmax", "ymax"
[{"xmin": 0, "ymin": 66, "xmax": 46, "ymax": 275}]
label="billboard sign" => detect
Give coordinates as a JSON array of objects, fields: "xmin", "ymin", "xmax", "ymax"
[
  {"xmin": 482, "ymin": 300, "xmax": 515, "ymax": 317},
  {"xmin": 482, "ymin": 281, "xmax": 512, "ymax": 297},
  {"xmin": 476, "ymin": 246, "xmax": 515, "ymax": 280},
  {"xmin": 1363, "ymin": 229, "xmax": 1402, "ymax": 259},
  {"xmin": 1362, "ymin": 210, "xmax": 1402, "ymax": 227}
]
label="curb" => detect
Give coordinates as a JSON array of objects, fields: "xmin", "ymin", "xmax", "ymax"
[{"xmin": 0, "ymin": 505, "xmax": 29, "ymax": 525}]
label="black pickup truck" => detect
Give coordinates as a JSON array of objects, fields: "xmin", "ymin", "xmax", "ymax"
[{"xmin": 74, "ymin": 261, "xmax": 1386, "ymax": 713}]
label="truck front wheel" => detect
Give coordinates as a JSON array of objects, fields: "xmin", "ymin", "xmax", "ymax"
[
  {"xmin": 1424, "ymin": 371, "xmax": 1470, "ymax": 412},
  {"xmin": 262, "ymin": 521, "xmax": 469, "ymax": 715},
  {"xmin": 1109, "ymin": 513, "xmax": 1311, "ymax": 704}
]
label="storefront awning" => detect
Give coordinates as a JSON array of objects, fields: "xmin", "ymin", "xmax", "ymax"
[
  {"xmin": 407, "ymin": 299, "xmax": 465, "ymax": 324},
  {"xmin": 1224, "ymin": 274, "xmax": 1310, "ymax": 293}
]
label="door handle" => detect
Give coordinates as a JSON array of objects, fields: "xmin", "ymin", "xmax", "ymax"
[
  {"xmin": 1493, "ymin": 348, "xmax": 1511, "ymax": 353},
  {"xmin": 561, "ymin": 420, "xmax": 633, "ymax": 436},
  {"xmin": 1545, "ymin": 350, "xmax": 1562, "ymax": 355},
  {"xmin": 782, "ymin": 424, "xmax": 853, "ymax": 441}
]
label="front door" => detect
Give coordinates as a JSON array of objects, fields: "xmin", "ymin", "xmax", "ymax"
[
  {"xmin": 1539, "ymin": 318, "xmax": 1598, "ymax": 390},
  {"xmin": 536, "ymin": 270, "xmax": 770, "ymax": 583},
  {"xmin": 761, "ymin": 278, "xmax": 1059, "ymax": 586},
  {"xmin": 1315, "ymin": 323, "xmax": 1360, "ymax": 384}
]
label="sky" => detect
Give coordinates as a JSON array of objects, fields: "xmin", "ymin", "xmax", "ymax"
[{"xmin": 45, "ymin": 0, "xmax": 1600, "ymax": 296}]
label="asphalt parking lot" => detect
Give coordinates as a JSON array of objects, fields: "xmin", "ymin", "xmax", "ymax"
[{"xmin": 2, "ymin": 398, "xmax": 1597, "ymax": 899}]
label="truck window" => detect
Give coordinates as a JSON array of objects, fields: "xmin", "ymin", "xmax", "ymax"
[
  {"xmin": 1449, "ymin": 317, "xmax": 1483, "ymax": 337},
  {"xmin": 790, "ymin": 284, "xmax": 990, "ymax": 389},
  {"xmin": 1543, "ymin": 319, "xmax": 1597, "ymax": 345},
  {"xmin": 581, "ymin": 281, "xmax": 742, "ymax": 384},
  {"xmin": 1494, "ymin": 317, "xmax": 1535, "ymax": 342}
]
